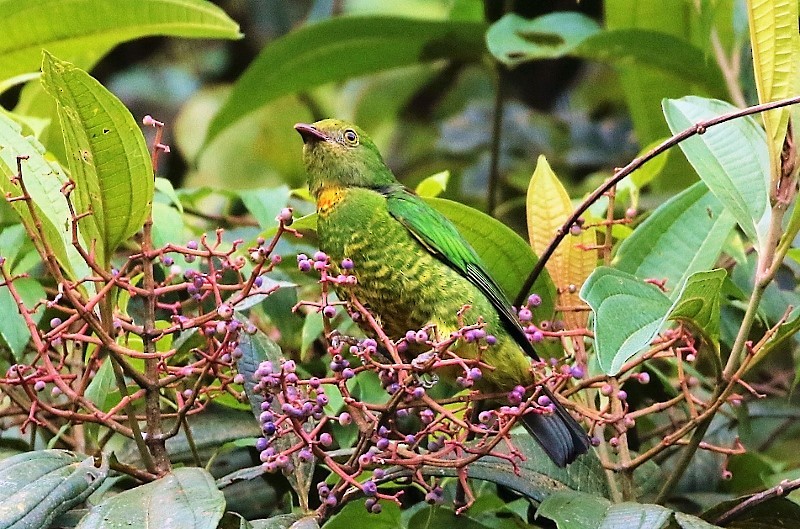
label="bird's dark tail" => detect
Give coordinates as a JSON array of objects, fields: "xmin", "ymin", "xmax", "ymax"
[{"xmin": 519, "ymin": 386, "xmax": 590, "ymax": 467}]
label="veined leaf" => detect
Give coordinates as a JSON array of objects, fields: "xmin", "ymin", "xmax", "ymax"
[
  {"xmin": 0, "ymin": 0, "xmax": 241, "ymax": 82},
  {"xmin": 663, "ymin": 97, "xmax": 769, "ymax": 248},
  {"xmin": 526, "ymin": 156, "xmax": 596, "ymax": 329},
  {"xmin": 536, "ymin": 490, "xmax": 723, "ymax": 529},
  {"xmin": 76, "ymin": 467, "xmax": 224, "ymax": 529},
  {"xmin": 747, "ymin": 0, "xmax": 799, "ymax": 180},
  {"xmin": 668, "ymin": 269, "xmax": 726, "ymax": 351},
  {"xmin": 0, "ymin": 113, "xmax": 91, "ymax": 282},
  {"xmin": 41, "ymin": 51, "xmax": 154, "ymax": 266},
  {"xmin": 204, "ymin": 16, "xmax": 486, "ymax": 146},
  {"xmin": 0, "ymin": 450, "xmax": 108, "ymax": 529},
  {"xmin": 581, "ymin": 267, "xmax": 671, "ymax": 375},
  {"xmin": 582, "ymin": 267, "xmax": 726, "ymax": 375},
  {"xmin": 614, "ymin": 181, "xmax": 736, "ymax": 297}
]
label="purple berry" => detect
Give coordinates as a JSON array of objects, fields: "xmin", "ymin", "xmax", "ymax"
[
  {"xmin": 50, "ymin": 317, "xmax": 62, "ymax": 329},
  {"xmin": 518, "ymin": 308, "xmax": 532, "ymax": 322},
  {"xmin": 313, "ymin": 251, "xmax": 328, "ymax": 262},
  {"xmin": 298, "ymin": 259, "xmax": 312, "ymax": 272},
  {"xmin": 338, "ymin": 412, "xmax": 352, "ymax": 426},
  {"xmin": 319, "ymin": 433, "xmax": 333, "ymax": 446},
  {"xmin": 277, "ymin": 207, "xmax": 293, "ymax": 225},
  {"xmin": 341, "ymin": 258, "xmax": 354, "ymax": 270},
  {"xmin": 34, "ymin": 380, "xmax": 46, "ymax": 392},
  {"xmin": 528, "ymin": 293, "xmax": 542, "ymax": 307},
  {"xmin": 217, "ymin": 303, "xmax": 233, "ymax": 320},
  {"xmin": 322, "ymin": 305, "xmax": 336, "ymax": 318},
  {"xmin": 187, "ymin": 240, "xmax": 198, "ymax": 250}
]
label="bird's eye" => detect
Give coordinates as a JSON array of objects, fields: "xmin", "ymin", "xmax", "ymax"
[{"xmin": 343, "ymin": 129, "xmax": 359, "ymax": 145}]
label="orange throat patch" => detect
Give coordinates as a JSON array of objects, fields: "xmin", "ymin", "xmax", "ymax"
[{"xmin": 316, "ymin": 187, "xmax": 345, "ymax": 217}]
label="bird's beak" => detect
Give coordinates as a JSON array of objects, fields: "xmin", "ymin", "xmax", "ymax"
[{"xmin": 294, "ymin": 123, "xmax": 328, "ymax": 144}]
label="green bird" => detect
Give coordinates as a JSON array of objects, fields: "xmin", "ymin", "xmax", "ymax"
[{"xmin": 295, "ymin": 119, "xmax": 589, "ymax": 467}]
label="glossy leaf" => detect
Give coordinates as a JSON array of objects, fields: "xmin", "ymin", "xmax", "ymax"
[
  {"xmin": 747, "ymin": 0, "xmax": 799, "ymax": 175},
  {"xmin": 0, "ymin": 277, "xmax": 45, "ymax": 360},
  {"xmin": 486, "ymin": 12, "xmax": 600, "ymax": 67},
  {"xmin": 41, "ymin": 51, "xmax": 154, "ymax": 265},
  {"xmin": 0, "ymin": 450, "xmax": 108, "ymax": 529},
  {"xmin": 581, "ymin": 267, "xmax": 672, "ymax": 375},
  {"xmin": 663, "ymin": 97, "xmax": 769, "ymax": 247},
  {"xmin": 205, "ymin": 16, "xmax": 486, "ymax": 146},
  {"xmin": 76, "ymin": 467, "xmax": 224, "ymax": 529},
  {"xmin": 583, "ymin": 267, "xmax": 726, "ymax": 375},
  {"xmin": 0, "ymin": 113, "xmax": 91, "ymax": 282},
  {"xmin": 527, "ymin": 156, "xmax": 597, "ymax": 329},
  {"xmin": 536, "ymin": 490, "xmax": 714, "ymax": 529},
  {"xmin": 0, "ymin": 0, "xmax": 241, "ymax": 82},
  {"xmin": 614, "ymin": 181, "xmax": 736, "ymax": 297},
  {"xmin": 426, "ymin": 197, "xmax": 557, "ymax": 320}
]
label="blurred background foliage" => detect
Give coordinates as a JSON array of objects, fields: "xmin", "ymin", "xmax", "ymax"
[{"xmin": 1, "ymin": 0, "xmax": 734, "ymax": 224}]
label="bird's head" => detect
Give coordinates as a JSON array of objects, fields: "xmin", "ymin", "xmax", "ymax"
[{"xmin": 294, "ymin": 119, "xmax": 397, "ymax": 197}]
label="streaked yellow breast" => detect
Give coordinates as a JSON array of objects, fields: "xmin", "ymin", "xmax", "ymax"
[{"xmin": 317, "ymin": 187, "xmax": 346, "ymax": 217}]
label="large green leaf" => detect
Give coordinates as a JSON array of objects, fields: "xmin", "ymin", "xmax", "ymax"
[
  {"xmin": 76, "ymin": 467, "xmax": 224, "ymax": 529},
  {"xmin": 204, "ymin": 16, "xmax": 486, "ymax": 146},
  {"xmin": 0, "ymin": 113, "xmax": 91, "ymax": 282},
  {"xmin": 0, "ymin": 450, "xmax": 108, "ymax": 529},
  {"xmin": 41, "ymin": 51, "xmax": 154, "ymax": 266},
  {"xmin": 581, "ymin": 267, "xmax": 672, "ymax": 375},
  {"xmin": 582, "ymin": 267, "xmax": 726, "ymax": 375},
  {"xmin": 0, "ymin": 0, "xmax": 240, "ymax": 82},
  {"xmin": 536, "ymin": 490, "xmax": 723, "ymax": 529},
  {"xmin": 425, "ymin": 198, "xmax": 556, "ymax": 318},
  {"xmin": 614, "ymin": 181, "xmax": 736, "ymax": 297},
  {"xmin": 663, "ymin": 97, "xmax": 769, "ymax": 247}
]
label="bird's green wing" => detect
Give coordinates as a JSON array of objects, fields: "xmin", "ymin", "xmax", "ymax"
[{"xmin": 381, "ymin": 185, "xmax": 540, "ymax": 360}]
